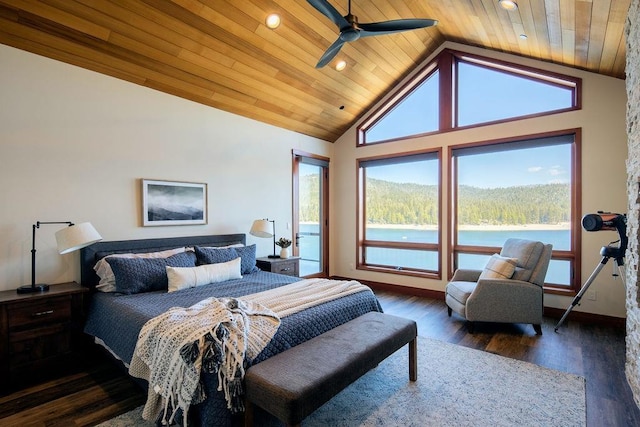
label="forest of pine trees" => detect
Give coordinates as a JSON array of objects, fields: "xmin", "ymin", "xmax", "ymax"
[{"xmin": 299, "ymin": 175, "xmax": 570, "ymax": 226}]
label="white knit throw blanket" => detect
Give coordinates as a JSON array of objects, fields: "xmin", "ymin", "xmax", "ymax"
[
  {"xmin": 129, "ymin": 297, "xmax": 280, "ymax": 425},
  {"xmin": 244, "ymin": 278, "xmax": 373, "ymax": 318},
  {"xmin": 129, "ymin": 278, "xmax": 373, "ymax": 425}
]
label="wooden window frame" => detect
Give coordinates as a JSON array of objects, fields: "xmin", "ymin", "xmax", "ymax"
[
  {"xmin": 447, "ymin": 129, "xmax": 582, "ymax": 294},
  {"xmin": 356, "ymin": 148, "xmax": 442, "ymax": 279}
]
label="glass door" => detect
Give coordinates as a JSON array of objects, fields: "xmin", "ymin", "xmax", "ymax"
[{"xmin": 293, "ymin": 151, "xmax": 329, "ymax": 277}]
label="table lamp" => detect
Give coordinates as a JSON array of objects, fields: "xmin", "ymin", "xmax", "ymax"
[
  {"xmin": 250, "ymin": 218, "xmax": 279, "ymax": 258},
  {"xmin": 17, "ymin": 221, "xmax": 103, "ymax": 294}
]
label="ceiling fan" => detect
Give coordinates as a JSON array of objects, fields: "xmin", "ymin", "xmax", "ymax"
[{"xmin": 307, "ymin": 0, "xmax": 438, "ymax": 68}]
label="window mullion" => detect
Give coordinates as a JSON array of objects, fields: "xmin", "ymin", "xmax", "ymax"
[{"xmin": 439, "ymin": 51, "xmax": 454, "ymax": 131}]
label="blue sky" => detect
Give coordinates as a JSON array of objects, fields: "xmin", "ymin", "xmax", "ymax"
[
  {"xmin": 457, "ymin": 145, "xmax": 570, "ymax": 188},
  {"xmin": 457, "ymin": 62, "xmax": 573, "ymax": 125},
  {"xmin": 366, "ymin": 144, "xmax": 570, "ymax": 188}
]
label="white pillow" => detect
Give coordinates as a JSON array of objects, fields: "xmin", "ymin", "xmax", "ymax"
[
  {"xmin": 166, "ymin": 257, "xmax": 242, "ymax": 293},
  {"xmin": 94, "ymin": 247, "xmax": 187, "ymax": 292},
  {"xmin": 479, "ymin": 254, "xmax": 518, "ymax": 280}
]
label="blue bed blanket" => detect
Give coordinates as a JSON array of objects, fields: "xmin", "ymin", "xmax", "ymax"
[{"xmin": 84, "ymin": 270, "xmax": 383, "ymax": 426}]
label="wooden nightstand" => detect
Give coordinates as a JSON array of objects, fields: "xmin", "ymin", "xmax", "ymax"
[
  {"xmin": 0, "ymin": 282, "xmax": 88, "ymax": 392},
  {"xmin": 256, "ymin": 256, "xmax": 300, "ymax": 277}
]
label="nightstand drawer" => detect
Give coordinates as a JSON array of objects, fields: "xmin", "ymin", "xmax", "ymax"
[
  {"xmin": 256, "ymin": 257, "xmax": 300, "ymax": 277},
  {"xmin": 7, "ymin": 296, "xmax": 72, "ymax": 329},
  {"xmin": 273, "ymin": 260, "xmax": 298, "ymax": 276},
  {"xmin": 9, "ymin": 323, "xmax": 71, "ymax": 366}
]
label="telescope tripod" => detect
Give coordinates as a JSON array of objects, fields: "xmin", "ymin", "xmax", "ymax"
[{"xmin": 554, "ymin": 245, "xmax": 625, "ymax": 332}]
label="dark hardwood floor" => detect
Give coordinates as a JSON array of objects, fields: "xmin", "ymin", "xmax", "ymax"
[{"xmin": 0, "ymin": 289, "xmax": 638, "ymax": 426}]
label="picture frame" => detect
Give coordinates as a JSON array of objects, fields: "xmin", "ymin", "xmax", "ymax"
[{"xmin": 142, "ymin": 179, "xmax": 207, "ymax": 226}]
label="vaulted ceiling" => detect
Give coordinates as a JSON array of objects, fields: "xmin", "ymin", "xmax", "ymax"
[{"xmin": 0, "ymin": 1, "xmax": 630, "ymax": 142}]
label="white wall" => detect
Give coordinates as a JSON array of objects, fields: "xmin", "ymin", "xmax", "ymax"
[
  {"xmin": 330, "ymin": 42, "xmax": 629, "ymax": 318},
  {"xmin": 0, "ymin": 44, "xmax": 332, "ymax": 291}
]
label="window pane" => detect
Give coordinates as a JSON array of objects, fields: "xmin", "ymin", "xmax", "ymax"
[
  {"xmin": 365, "ymin": 158, "xmax": 439, "ymax": 243},
  {"xmin": 299, "ymin": 163, "xmax": 322, "ymax": 276},
  {"xmin": 360, "ymin": 152, "xmax": 440, "ymax": 275},
  {"xmin": 298, "ymin": 222, "xmax": 320, "ymax": 277},
  {"xmin": 546, "ymin": 259, "xmax": 570, "ymax": 286},
  {"xmin": 457, "ymin": 62, "xmax": 574, "ymax": 126},
  {"xmin": 365, "ymin": 247, "xmax": 438, "ymax": 271},
  {"xmin": 366, "ymin": 71, "xmax": 439, "ymax": 143},
  {"xmin": 453, "ymin": 136, "xmax": 575, "ymax": 288},
  {"xmin": 456, "ymin": 143, "xmax": 571, "ymax": 251}
]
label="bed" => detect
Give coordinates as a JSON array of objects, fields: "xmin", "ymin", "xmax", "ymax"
[{"xmin": 80, "ymin": 233, "xmax": 382, "ymax": 426}]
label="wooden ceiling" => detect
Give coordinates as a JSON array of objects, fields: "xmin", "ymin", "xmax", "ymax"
[{"xmin": 0, "ymin": 0, "xmax": 630, "ymax": 142}]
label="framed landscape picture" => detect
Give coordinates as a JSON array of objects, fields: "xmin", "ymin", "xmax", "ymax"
[{"xmin": 142, "ymin": 179, "xmax": 207, "ymax": 226}]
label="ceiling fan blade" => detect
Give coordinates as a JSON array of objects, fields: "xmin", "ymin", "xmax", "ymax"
[
  {"xmin": 307, "ymin": 0, "xmax": 350, "ymax": 30},
  {"xmin": 316, "ymin": 38, "xmax": 346, "ymax": 68},
  {"xmin": 358, "ymin": 18, "xmax": 438, "ymax": 37}
]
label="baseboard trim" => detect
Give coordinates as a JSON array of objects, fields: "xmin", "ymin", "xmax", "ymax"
[
  {"xmin": 331, "ymin": 275, "xmax": 626, "ymax": 329},
  {"xmin": 543, "ymin": 306, "xmax": 626, "ymax": 328},
  {"xmin": 331, "ymin": 275, "xmax": 445, "ymax": 300}
]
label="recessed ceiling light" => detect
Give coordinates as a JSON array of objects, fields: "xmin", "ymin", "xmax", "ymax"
[
  {"xmin": 498, "ymin": 0, "xmax": 518, "ymax": 11},
  {"xmin": 519, "ymin": 34, "xmax": 528, "ymax": 40},
  {"xmin": 335, "ymin": 60, "xmax": 347, "ymax": 71},
  {"xmin": 265, "ymin": 14, "xmax": 281, "ymax": 29}
]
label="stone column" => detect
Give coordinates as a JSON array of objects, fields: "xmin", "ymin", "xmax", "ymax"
[{"xmin": 626, "ymin": 0, "xmax": 640, "ymax": 406}]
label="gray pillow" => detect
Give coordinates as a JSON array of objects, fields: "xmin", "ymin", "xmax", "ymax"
[{"xmin": 108, "ymin": 251, "xmax": 197, "ymax": 295}]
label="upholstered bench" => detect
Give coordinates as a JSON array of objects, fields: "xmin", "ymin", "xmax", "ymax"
[{"xmin": 243, "ymin": 311, "xmax": 418, "ymax": 427}]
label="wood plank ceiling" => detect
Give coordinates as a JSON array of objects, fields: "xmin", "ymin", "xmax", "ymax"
[{"xmin": 0, "ymin": 0, "xmax": 630, "ymax": 142}]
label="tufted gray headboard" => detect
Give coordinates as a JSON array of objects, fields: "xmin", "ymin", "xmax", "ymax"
[{"xmin": 79, "ymin": 233, "xmax": 246, "ymax": 290}]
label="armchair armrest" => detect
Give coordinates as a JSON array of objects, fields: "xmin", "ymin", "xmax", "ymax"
[
  {"xmin": 466, "ymin": 278, "xmax": 543, "ymax": 324},
  {"xmin": 473, "ymin": 278, "xmax": 541, "ymax": 295},
  {"xmin": 451, "ymin": 269, "xmax": 482, "ymax": 282}
]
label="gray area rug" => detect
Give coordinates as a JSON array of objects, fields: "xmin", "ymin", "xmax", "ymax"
[{"xmin": 97, "ymin": 336, "xmax": 586, "ymax": 426}]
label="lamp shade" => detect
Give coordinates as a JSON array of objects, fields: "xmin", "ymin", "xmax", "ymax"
[
  {"xmin": 250, "ymin": 219, "xmax": 273, "ymax": 238},
  {"xmin": 55, "ymin": 222, "xmax": 103, "ymax": 254}
]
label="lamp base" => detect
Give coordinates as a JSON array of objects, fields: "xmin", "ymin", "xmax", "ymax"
[
  {"xmin": 17, "ymin": 283, "xmax": 50, "ymax": 294},
  {"xmin": 268, "ymin": 254, "xmax": 281, "ymax": 259}
]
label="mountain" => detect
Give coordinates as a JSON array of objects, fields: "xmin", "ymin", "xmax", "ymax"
[{"xmin": 299, "ymin": 175, "xmax": 570, "ymax": 226}]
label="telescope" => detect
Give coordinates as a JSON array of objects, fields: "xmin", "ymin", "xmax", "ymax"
[
  {"xmin": 555, "ymin": 211, "xmax": 627, "ymax": 332},
  {"xmin": 582, "ymin": 211, "xmax": 627, "ymax": 259},
  {"xmin": 582, "ymin": 211, "xmax": 626, "ymax": 232}
]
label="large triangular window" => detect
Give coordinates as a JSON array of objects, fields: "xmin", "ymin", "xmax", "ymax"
[
  {"xmin": 457, "ymin": 59, "xmax": 576, "ymax": 126},
  {"xmin": 358, "ymin": 50, "xmax": 580, "ymax": 146}
]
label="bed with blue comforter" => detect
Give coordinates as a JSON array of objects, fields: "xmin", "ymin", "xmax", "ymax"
[{"xmin": 80, "ymin": 233, "xmax": 382, "ymax": 426}]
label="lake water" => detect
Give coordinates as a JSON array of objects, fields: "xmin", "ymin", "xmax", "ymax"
[{"xmin": 299, "ymin": 224, "xmax": 571, "ymax": 284}]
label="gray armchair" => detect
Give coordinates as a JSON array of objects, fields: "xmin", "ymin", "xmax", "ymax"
[{"xmin": 445, "ymin": 238, "xmax": 553, "ymax": 335}]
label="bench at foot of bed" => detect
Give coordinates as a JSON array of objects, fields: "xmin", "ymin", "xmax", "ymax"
[{"xmin": 243, "ymin": 311, "xmax": 418, "ymax": 427}]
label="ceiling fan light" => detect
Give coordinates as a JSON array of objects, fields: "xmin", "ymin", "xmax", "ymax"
[
  {"xmin": 499, "ymin": 0, "xmax": 518, "ymax": 11},
  {"xmin": 265, "ymin": 14, "xmax": 281, "ymax": 29},
  {"xmin": 335, "ymin": 60, "xmax": 347, "ymax": 71}
]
